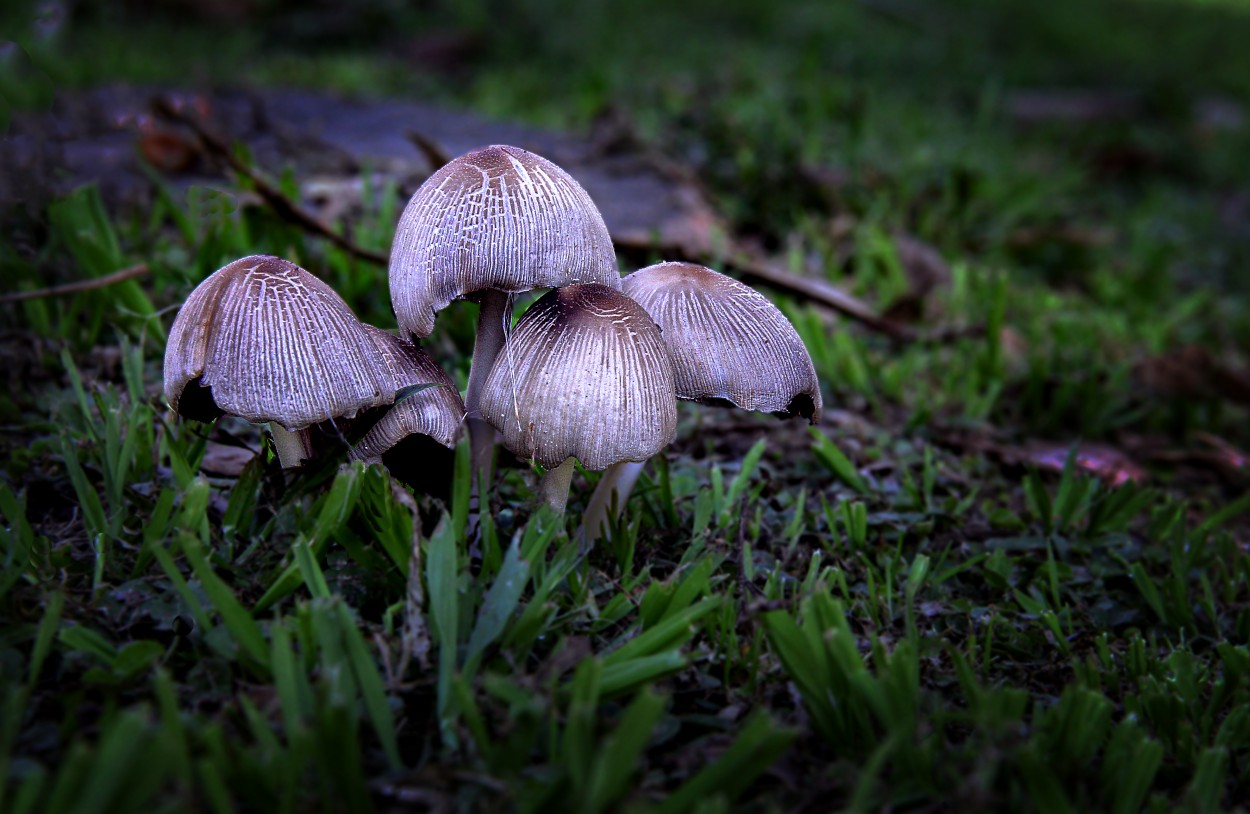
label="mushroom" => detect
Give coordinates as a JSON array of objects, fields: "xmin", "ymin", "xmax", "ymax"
[
  {"xmin": 582, "ymin": 261, "xmax": 822, "ymax": 540},
  {"xmin": 622, "ymin": 261, "xmax": 821, "ymax": 418},
  {"xmin": 349, "ymin": 325, "xmax": 466, "ymax": 486},
  {"xmin": 477, "ymin": 283, "xmax": 677, "ymax": 513},
  {"xmin": 163, "ymin": 255, "xmax": 397, "ymax": 468},
  {"xmin": 388, "ymin": 145, "xmax": 620, "ymax": 483}
]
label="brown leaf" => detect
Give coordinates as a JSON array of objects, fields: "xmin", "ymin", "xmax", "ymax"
[
  {"xmin": 137, "ymin": 130, "xmax": 198, "ymax": 174},
  {"xmin": 1026, "ymin": 442, "xmax": 1146, "ymax": 486},
  {"xmin": 200, "ymin": 442, "xmax": 255, "ymax": 477}
]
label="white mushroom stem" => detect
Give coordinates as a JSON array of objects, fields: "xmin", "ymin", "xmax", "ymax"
[
  {"xmin": 581, "ymin": 460, "xmax": 646, "ymax": 544},
  {"xmin": 269, "ymin": 423, "xmax": 311, "ymax": 469},
  {"xmin": 465, "ymin": 290, "xmax": 510, "ymax": 484},
  {"xmin": 538, "ymin": 457, "xmax": 577, "ymax": 514}
]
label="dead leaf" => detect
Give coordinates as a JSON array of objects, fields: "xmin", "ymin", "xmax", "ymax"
[
  {"xmin": 137, "ymin": 129, "xmax": 198, "ymax": 174},
  {"xmin": 200, "ymin": 442, "xmax": 255, "ymax": 477},
  {"xmin": 1026, "ymin": 442, "xmax": 1147, "ymax": 486}
]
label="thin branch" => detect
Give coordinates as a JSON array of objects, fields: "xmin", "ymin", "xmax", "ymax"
[
  {"xmin": 152, "ymin": 97, "xmax": 389, "ymax": 266},
  {"xmin": 615, "ymin": 234, "xmax": 979, "ymax": 342},
  {"xmin": 0, "ymin": 264, "xmax": 150, "ymax": 304},
  {"xmin": 404, "ymin": 130, "xmax": 452, "ymax": 171},
  {"xmin": 726, "ymin": 250, "xmax": 912, "ymax": 339}
]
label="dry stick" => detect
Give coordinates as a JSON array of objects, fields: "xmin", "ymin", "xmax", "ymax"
[
  {"xmin": 405, "ymin": 130, "xmax": 453, "ymax": 172},
  {"xmin": 729, "ymin": 251, "xmax": 911, "ymax": 338},
  {"xmin": 615, "ymin": 238, "xmax": 985, "ymax": 347},
  {"xmin": 151, "ymin": 98, "xmax": 389, "ymax": 266},
  {"xmin": 0, "ymin": 263, "xmax": 150, "ymax": 304},
  {"xmin": 719, "ymin": 250, "xmax": 985, "ymax": 343}
]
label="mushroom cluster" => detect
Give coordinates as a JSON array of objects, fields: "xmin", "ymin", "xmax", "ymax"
[
  {"xmin": 163, "ymin": 145, "xmax": 821, "ymax": 544},
  {"xmin": 163, "ymin": 255, "xmax": 465, "ymax": 469}
]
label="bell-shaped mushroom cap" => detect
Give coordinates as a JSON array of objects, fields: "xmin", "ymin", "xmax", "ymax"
[
  {"xmin": 164, "ymin": 255, "xmax": 394, "ymax": 430},
  {"xmin": 350, "ymin": 326, "xmax": 466, "ymax": 462},
  {"xmin": 622, "ymin": 262, "xmax": 822, "ymax": 422},
  {"xmin": 479, "ymin": 283, "xmax": 677, "ymax": 471},
  {"xmin": 390, "ymin": 145, "xmax": 620, "ymax": 338}
]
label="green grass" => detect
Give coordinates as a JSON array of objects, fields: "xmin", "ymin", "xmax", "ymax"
[{"xmin": 3, "ymin": 0, "xmax": 1250, "ymax": 810}]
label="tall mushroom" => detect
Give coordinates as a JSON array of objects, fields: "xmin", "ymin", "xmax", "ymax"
[
  {"xmin": 477, "ymin": 283, "xmax": 677, "ymax": 514},
  {"xmin": 388, "ymin": 145, "xmax": 620, "ymax": 483},
  {"xmin": 164, "ymin": 255, "xmax": 397, "ymax": 468},
  {"xmin": 583, "ymin": 261, "xmax": 822, "ymax": 540}
]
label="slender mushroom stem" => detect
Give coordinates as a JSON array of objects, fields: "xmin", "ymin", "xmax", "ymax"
[
  {"xmin": 465, "ymin": 290, "xmax": 510, "ymax": 486},
  {"xmin": 581, "ymin": 460, "xmax": 646, "ymax": 544},
  {"xmin": 538, "ymin": 457, "xmax": 577, "ymax": 514},
  {"xmin": 269, "ymin": 424, "xmax": 311, "ymax": 469}
]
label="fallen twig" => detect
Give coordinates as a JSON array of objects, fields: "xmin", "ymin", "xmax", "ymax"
[
  {"xmin": 404, "ymin": 130, "xmax": 452, "ymax": 172},
  {"xmin": 728, "ymin": 250, "xmax": 912, "ymax": 339},
  {"xmin": 616, "ymin": 234, "xmax": 981, "ymax": 342},
  {"xmin": 152, "ymin": 97, "xmax": 389, "ymax": 266},
  {"xmin": 0, "ymin": 264, "xmax": 150, "ymax": 304},
  {"xmin": 728, "ymin": 250, "xmax": 987, "ymax": 343}
]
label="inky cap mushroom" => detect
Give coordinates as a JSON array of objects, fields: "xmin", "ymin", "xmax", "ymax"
[
  {"xmin": 478, "ymin": 283, "xmax": 677, "ymax": 512},
  {"xmin": 581, "ymin": 262, "xmax": 823, "ymax": 543},
  {"xmin": 622, "ymin": 261, "xmax": 822, "ymax": 422},
  {"xmin": 388, "ymin": 144, "xmax": 622, "ymax": 486},
  {"xmin": 389, "ymin": 144, "xmax": 620, "ymax": 339},
  {"xmin": 351, "ymin": 325, "xmax": 466, "ymax": 462},
  {"xmin": 163, "ymin": 254, "xmax": 395, "ymax": 467}
]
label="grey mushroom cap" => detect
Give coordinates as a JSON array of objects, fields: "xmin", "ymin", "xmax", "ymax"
[
  {"xmin": 163, "ymin": 255, "xmax": 394, "ymax": 430},
  {"xmin": 479, "ymin": 283, "xmax": 677, "ymax": 471},
  {"xmin": 389, "ymin": 145, "xmax": 621, "ymax": 338},
  {"xmin": 350, "ymin": 326, "xmax": 466, "ymax": 462},
  {"xmin": 622, "ymin": 262, "xmax": 822, "ymax": 422}
]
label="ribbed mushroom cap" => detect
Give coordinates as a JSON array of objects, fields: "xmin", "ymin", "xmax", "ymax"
[
  {"xmin": 350, "ymin": 326, "xmax": 466, "ymax": 462},
  {"xmin": 622, "ymin": 262, "xmax": 822, "ymax": 422},
  {"xmin": 390, "ymin": 145, "xmax": 620, "ymax": 338},
  {"xmin": 163, "ymin": 255, "xmax": 394, "ymax": 430},
  {"xmin": 479, "ymin": 283, "xmax": 677, "ymax": 471}
]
